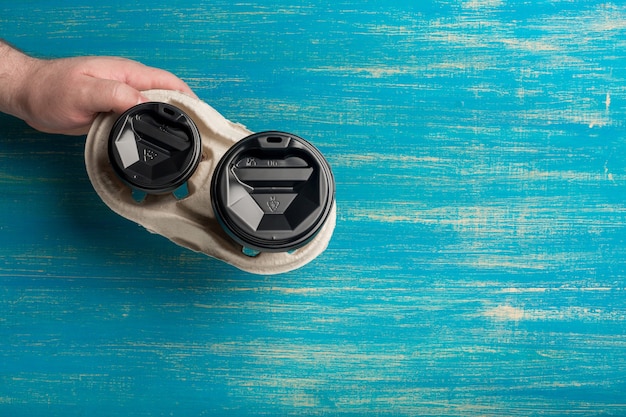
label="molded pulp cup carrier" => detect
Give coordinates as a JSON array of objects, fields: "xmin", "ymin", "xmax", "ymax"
[{"xmin": 107, "ymin": 102, "xmax": 335, "ymax": 256}]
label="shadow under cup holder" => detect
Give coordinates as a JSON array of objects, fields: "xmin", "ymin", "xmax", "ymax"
[
  {"xmin": 211, "ymin": 131, "xmax": 335, "ymax": 256},
  {"xmin": 108, "ymin": 102, "xmax": 202, "ymax": 202}
]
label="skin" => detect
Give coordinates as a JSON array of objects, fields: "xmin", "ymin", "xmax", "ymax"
[{"xmin": 0, "ymin": 40, "xmax": 196, "ymax": 135}]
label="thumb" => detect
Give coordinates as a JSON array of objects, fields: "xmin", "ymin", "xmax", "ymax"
[{"xmin": 84, "ymin": 77, "xmax": 148, "ymax": 115}]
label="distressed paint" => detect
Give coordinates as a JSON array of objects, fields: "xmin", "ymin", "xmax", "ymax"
[{"xmin": 1, "ymin": 0, "xmax": 626, "ymax": 416}]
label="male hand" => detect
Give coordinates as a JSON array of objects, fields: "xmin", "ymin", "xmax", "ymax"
[{"xmin": 1, "ymin": 43, "xmax": 196, "ymax": 135}]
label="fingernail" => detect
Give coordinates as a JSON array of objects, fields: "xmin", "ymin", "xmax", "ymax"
[{"xmin": 137, "ymin": 94, "xmax": 149, "ymax": 105}]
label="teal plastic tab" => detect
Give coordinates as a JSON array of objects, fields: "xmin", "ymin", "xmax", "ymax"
[
  {"xmin": 131, "ymin": 189, "xmax": 147, "ymax": 203},
  {"xmin": 172, "ymin": 182, "xmax": 190, "ymax": 200},
  {"xmin": 242, "ymin": 247, "xmax": 261, "ymax": 257}
]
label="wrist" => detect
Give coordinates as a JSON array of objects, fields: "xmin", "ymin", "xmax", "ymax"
[{"xmin": 0, "ymin": 41, "xmax": 42, "ymax": 121}]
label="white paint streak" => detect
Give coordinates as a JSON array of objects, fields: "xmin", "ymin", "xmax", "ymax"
[{"xmin": 483, "ymin": 305, "xmax": 525, "ymax": 321}]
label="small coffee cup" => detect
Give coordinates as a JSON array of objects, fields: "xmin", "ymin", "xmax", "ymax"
[{"xmin": 108, "ymin": 102, "xmax": 202, "ymax": 202}]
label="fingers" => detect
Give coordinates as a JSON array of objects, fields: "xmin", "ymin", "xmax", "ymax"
[
  {"xmin": 78, "ymin": 58, "xmax": 198, "ymax": 118},
  {"xmin": 82, "ymin": 57, "xmax": 197, "ymax": 99},
  {"xmin": 78, "ymin": 77, "xmax": 148, "ymax": 115},
  {"xmin": 124, "ymin": 64, "xmax": 198, "ymax": 98}
]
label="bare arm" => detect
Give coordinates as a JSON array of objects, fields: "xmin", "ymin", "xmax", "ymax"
[{"xmin": 0, "ymin": 41, "xmax": 196, "ymax": 135}]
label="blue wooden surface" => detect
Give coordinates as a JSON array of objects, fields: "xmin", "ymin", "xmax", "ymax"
[{"xmin": 2, "ymin": 1, "xmax": 626, "ymax": 416}]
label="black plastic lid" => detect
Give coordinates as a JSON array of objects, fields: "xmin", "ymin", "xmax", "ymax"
[
  {"xmin": 211, "ymin": 131, "xmax": 335, "ymax": 252},
  {"xmin": 108, "ymin": 102, "xmax": 202, "ymax": 194}
]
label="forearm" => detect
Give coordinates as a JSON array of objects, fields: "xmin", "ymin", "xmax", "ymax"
[{"xmin": 0, "ymin": 40, "xmax": 39, "ymax": 120}]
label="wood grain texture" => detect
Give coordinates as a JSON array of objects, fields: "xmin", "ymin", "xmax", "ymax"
[{"xmin": 1, "ymin": 1, "xmax": 626, "ymax": 416}]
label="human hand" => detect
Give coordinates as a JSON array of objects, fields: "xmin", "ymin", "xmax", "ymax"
[{"xmin": 1, "ymin": 44, "xmax": 196, "ymax": 135}]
